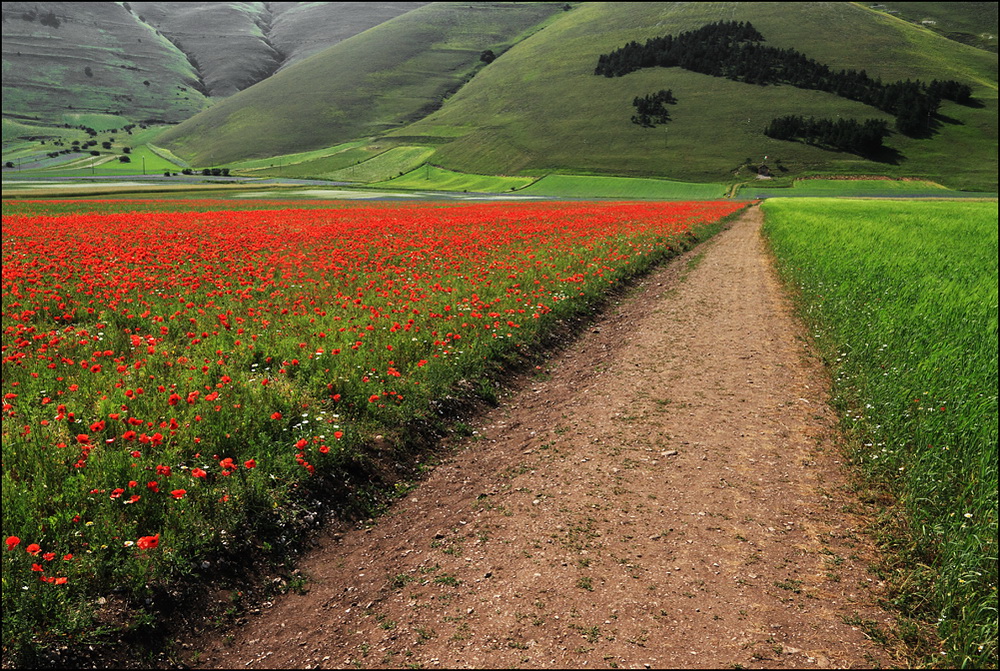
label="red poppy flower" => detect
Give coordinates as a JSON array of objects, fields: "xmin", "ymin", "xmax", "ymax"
[
  {"xmin": 5, "ymin": 536, "xmax": 20, "ymax": 551},
  {"xmin": 136, "ymin": 534, "xmax": 159, "ymax": 550},
  {"xmin": 191, "ymin": 468, "xmax": 207, "ymax": 479},
  {"xmin": 244, "ymin": 458, "xmax": 256, "ymax": 469},
  {"xmin": 26, "ymin": 543, "xmax": 41, "ymax": 555},
  {"xmin": 171, "ymin": 489, "xmax": 186, "ymax": 499}
]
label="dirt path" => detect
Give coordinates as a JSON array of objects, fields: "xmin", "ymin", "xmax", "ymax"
[{"xmin": 193, "ymin": 206, "xmax": 893, "ymax": 669}]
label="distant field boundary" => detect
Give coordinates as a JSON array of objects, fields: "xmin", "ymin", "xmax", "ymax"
[
  {"xmin": 4, "ymin": 170, "xmax": 997, "ymax": 201},
  {"xmin": 735, "ymin": 176, "xmax": 997, "ymax": 199},
  {"xmin": 146, "ymin": 144, "xmax": 190, "ymax": 169}
]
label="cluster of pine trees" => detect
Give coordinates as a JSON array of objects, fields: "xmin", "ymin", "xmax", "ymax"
[
  {"xmin": 764, "ymin": 115, "xmax": 890, "ymax": 156},
  {"xmin": 595, "ymin": 20, "xmax": 973, "ymax": 138},
  {"xmin": 632, "ymin": 89, "xmax": 676, "ymax": 127}
]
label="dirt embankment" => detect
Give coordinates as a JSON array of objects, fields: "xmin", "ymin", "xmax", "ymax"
[{"xmin": 190, "ymin": 206, "xmax": 893, "ymax": 669}]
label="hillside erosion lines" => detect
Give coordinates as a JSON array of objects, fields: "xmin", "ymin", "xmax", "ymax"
[{"xmin": 194, "ymin": 206, "xmax": 892, "ymax": 670}]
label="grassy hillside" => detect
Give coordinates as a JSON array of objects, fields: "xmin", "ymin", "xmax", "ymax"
[
  {"xmin": 2, "ymin": 2, "xmax": 426, "ymax": 126},
  {"xmin": 521, "ymin": 174, "xmax": 728, "ymax": 199},
  {"xmin": 395, "ymin": 2, "xmax": 996, "ymax": 190},
  {"xmin": 129, "ymin": 2, "xmax": 424, "ymax": 97},
  {"xmin": 7, "ymin": 2, "xmax": 996, "ymax": 190},
  {"xmin": 267, "ymin": 2, "xmax": 433, "ymax": 73},
  {"xmin": 128, "ymin": 1, "xmax": 282, "ymax": 97},
  {"xmin": 740, "ymin": 177, "xmax": 995, "ymax": 199},
  {"xmin": 159, "ymin": 2, "xmax": 565, "ymax": 165},
  {"xmin": 371, "ymin": 164, "xmax": 537, "ymax": 192},
  {"xmin": 876, "ymin": 2, "xmax": 998, "ymax": 52},
  {"xmin": 1, "ymin": 2, "xmax": 209, "ymax": 125}
]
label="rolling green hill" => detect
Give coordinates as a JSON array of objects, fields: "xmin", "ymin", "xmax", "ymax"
[
  {"xmin": 1, "ymin": 2, "xmax": 424, "ymax": 127},
  {"xmin": 158, "ymin": 2, "xmax": 565, "ymax": 165},
  {"xmin": 1, "ymin": 2, "xmax": 209, "ymax": 125},
  {"xmin": 158, "ymin": 2, "xmax": 998, "ymax": 191},
  {"xmin": 875, "ymin": 2, "xmax": 998, "ymax": 52},
  {"xmin": 128, "ymin": 2, "xmax": 426, "ymax": 96},
  {"xmin": 397, "ymin": 2, "xmax": 997, "ymax": 190},
  {"xmin": 5, "ymin": 2, "xmax": 998, "ymax": 191}
]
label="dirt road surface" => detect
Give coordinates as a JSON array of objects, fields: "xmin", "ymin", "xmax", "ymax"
[{"xmin": 192, "ymin": 206, "xmax": 893, "ymax": 669}]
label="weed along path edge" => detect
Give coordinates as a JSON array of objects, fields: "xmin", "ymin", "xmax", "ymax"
[{"xmin": 193, "ymin": 206, "xmax": 893, "ymax": 669}]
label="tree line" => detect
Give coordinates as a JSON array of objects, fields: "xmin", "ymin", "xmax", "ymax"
[
  {"xmin": 764, "ymin": 115, "xmax": 890, "ymax": 156},
  {"xmin": 595, "ymin": 20, "xmax": 973, "ymax": 140}
]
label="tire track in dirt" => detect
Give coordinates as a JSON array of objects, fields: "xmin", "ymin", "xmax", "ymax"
[{"xmin": 193, "ymin": 205, "xmax": 893, "ymax": 669}]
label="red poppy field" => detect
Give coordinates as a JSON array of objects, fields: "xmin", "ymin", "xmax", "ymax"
[{"xmin": 1, "ymin": 199, "xmax": 743, "ymax": 659}]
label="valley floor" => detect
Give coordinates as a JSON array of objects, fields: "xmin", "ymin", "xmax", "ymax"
[{"xmin": 185, "ymin": 206, "xmax": 895, "ymax": 669}]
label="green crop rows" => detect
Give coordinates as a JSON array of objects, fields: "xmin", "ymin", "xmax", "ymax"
[{"xmin": 762, "ymin": 198, "xmax": 998, "ymax": 668}]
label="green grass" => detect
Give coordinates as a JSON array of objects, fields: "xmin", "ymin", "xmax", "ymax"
[
  {"xmin": 225, "ymin": 141, "xmax": 369, "ymax": 173},
  {"xmin": 520, "ymin": 174, "xmax": 727, "ymax": 199},
  {"xmin": 0, "ymin": 199, "xmax": 371, "ymax": 217},
  {"xmin": 371, "ymin": 165, "xmax": 536, "ymax": 192},
  {"xmin": 874, "ymin": 2, "xmax": 998, "ymax": 52},
  {"xmin": 12, "ymin": 145, "xmax": 184, "ymax": 178},
  {"xmin": 6, "ymin": 3, "xmax": 996, "ymax": 191},
  {"xmin": 57, "ymin": 114, "xmax": 132, "ymax": 132},
  {"xmin": 236, "ymin": 144, "xmax": 391, "ymax": 178},
  {"xmin": 2, "ymin": 118, "xmax": 71, "ymax": 143},
  {"xmin": 3, "ymin": 120, "xmax": 180, "ymax": 177},
  {"xmin": 324, "ymin": 146, "xmax": 436, "ymax": 183},
  {"xmin": 761, "ymin": 198, "xmax": 998, "ymax": 668},
  {"xmin": 392, "ymin": 2, "xmax": 996, "ymax": 190},
  {"xmin": 144, "ymin": 143, "xmax": 189, "ymax": 169},
  {"xmin": 739, "ymin": 178, "xmax": 995, "ymax": 199},
  {"xmin": 238, "ymin": 143, "xmax": 439, "ymax": 182},
  {"xmin": 1, "ymin": 3, "xmax": 209, "ymax": 124},
  {"xmin": 159, "ymin": 2, "xmax": 565, "ymax": 165}
]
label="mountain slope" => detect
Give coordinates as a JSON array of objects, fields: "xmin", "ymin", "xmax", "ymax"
[
  {"xmin": 877, "ymin": 2, "xmax": 998, "ymax": 52},
  {"xmin": 4, "ymin": 2, "xmax": 996, "ymax": 189},
  {"xmin": 158, "ymin": 2, "xmax": 565, "ymax": 164},
  {"xmin": 1, "ymin": 2, "xmax": 209, "ymax": 124},
  {"xmin": 267, "ymin": 2, "xmax": 432, "ymax": 73},
  {"xmin": 1, "ymin": 1, "xmax": 426, "ymax": 125},
  {"xmin": 128, "ymin": 2, "xmax": 426, "ymax": 96},
  {"xmin": 394, "ymin": 2, "xmax": 996, "ymax": 189}
]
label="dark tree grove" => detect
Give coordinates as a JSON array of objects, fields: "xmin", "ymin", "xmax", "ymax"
[
  {"xmin": 764, "ymin": 115, "xmax": 890, "ymax": 156},
  {"xmin": 595, "ymin": 20, "xmax": 974, "ymax": 138},
  {"xmin": 632, "ymin": 89, "xmax": 676, "ymax": 127}
]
